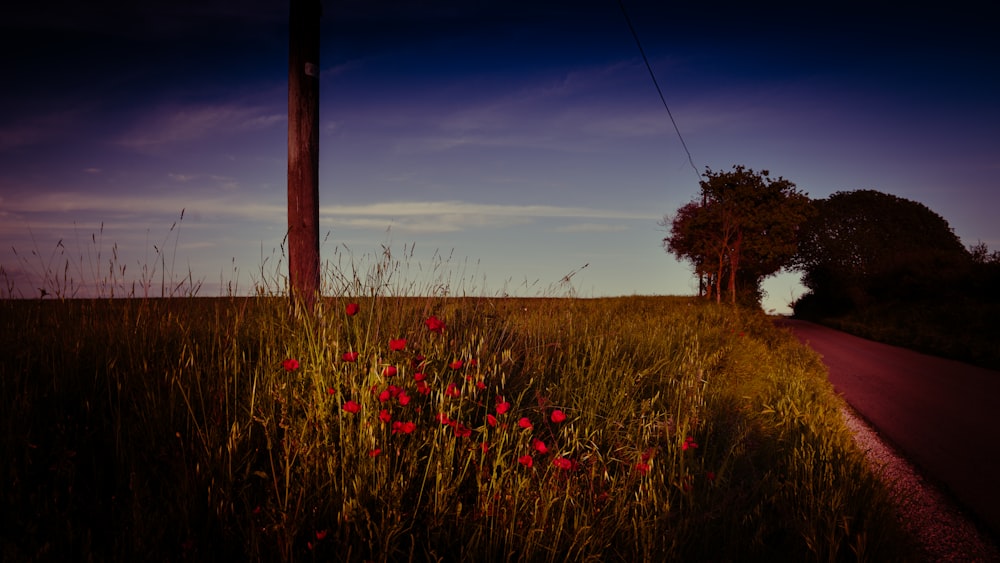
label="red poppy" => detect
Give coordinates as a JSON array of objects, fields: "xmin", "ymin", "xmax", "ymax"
[
  {"xmin": 342, "ymin": 400, "xmax": 360, "ymax": 413},
  {"xmin": 413, "ymin": 372, "xmax": 426, "ymax": 381},
  {"xmin": 449, "ymin": 360, "xmax": 464, "ymax": 370},
  {"xmin": 496, "ymin": 401, "xmax": 510, "ymax": 415},
  {"xmin": 550, "ymin": 409, "xmax": 566, "ymax": 423},
  {"xmin": 518, "ymin": 455, "xmax": 534, "ymax": 468},
  {"xmin": 378, "ymin": 389, "xmax": 391, "ymax": 402},
  {"xmin": 416, "ymin": 381, "xmax": 431, "ymax": 395},
  {"xmin": 398, "ymin": 392, "xmax": 411, "ymax": 406},
  {"xmin": 532, "ymin": 439, "xmax": 548, "ymax": 454},
  {"xmin": 476, "ymin": 381, "xmax": 486, "ymax": 390},
  {"xmin": 342, "ymin": 351, "xmax": 359, "ymax": 362},
  {"xmin": 346, "ymin": 303, "xmax": 359, "ymax": 316},
  {"xmin": 392, "ymin": 421, "xmax": 416, "ymax": 434},
  {"xmin": 445, "ymin": 382, "xmax": 461, "ymax": 398},
  {"xmin": 486, "ymin": 414, "xmax": 498, "ymax": 427},
  {"xmin": 389, "ymin": 338, "xmax": 406, "ymax": 352},
  {"xmin": 382, "ymin": 365, "xmax": 398, "ymax": 377},
  {"xmin": 517, "ymin": 417, "xmax": 533, "ymax": 430},
  {"xmin": 682, "ymin": 436, "xmax": 698, "ymax": 451},
  {"xmin": 453, "ymin": 424, "xmax": 471, "ymax": 438},
  {"xmin": 635, "ymin": 461, "xmax": 650, "ymax": 474},
  {"xmin": 315, "ymin": 529, "xmax": 328, "ymax": 540},
  {"xmin": 425, "ymin": 316, "xmax": 446, "ymax": 334},
  {"xmin": 436, "ymin": 412, "xmax": 452, "ymax": 425},
  {"xmin": 379, "ymin": 409, "xmax": 392, "ymax": 423},
  {"xmin": 282, "ymin": 358, "xmax": 300, "ymax": 372},
  {"xmin": 327, "ymin": 387, "xmax": 336, "ymax": 395},
  {"xmin": 369, "ymin": 448, "xmax": 381, "ymax": 457},
  {"xmin": 552, "ymin": 457, "xmax": 575, "ymax": 470}
]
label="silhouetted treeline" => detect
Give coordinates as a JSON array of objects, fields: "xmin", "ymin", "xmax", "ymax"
[{"xmin": 790, "ymin": 190, "xmax": 1000, "ymax": 369}]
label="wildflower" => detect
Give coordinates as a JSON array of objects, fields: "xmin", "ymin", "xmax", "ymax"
[
  {"xmin": 552, "ymin": 457, "xmax": 575, "ymax": 470},
  {"xmin": 517, "ymin": 417, "xmax": 533, "ymax": 430},
  {"xmin": 416, "ymin": 380, "xmax": 431, "ymax": 395},
  {"xmin": 327, "ymin": 387, "xmax": 336, "ymax": 395},
  {"xmin": 550, "ymin": 409, "xmax": 566, "ymax": 423},
  {"xmin": 425, "ymin": 316, "xmax": 446, "ymax": 334},
  {"xmin": 495, "ymin": 400, "xmax": 510, "ymax": 415},
  {"xmin": 436, "ymin": 412, "xmax": 452, "ymax": 425},
  {"xmin": 532, "ymin": 439, "xmax": 548, "ymax": 454},
  {"xmin": 379, "ymin": 409, "xmax": 392, "ymax": 423},
  {"xmin": 378, "ymin": 389, "xmax": 391, "ymax": 402},
  {"xmin": 369, "ymin": 448, "xmax": 381, "ymax": 457},
  {"xmin": 476, "ymin": 380, "xmax": 486, "ymax": 390},
  {"xmin": 454, "ymin": 424, "xmax": 472, "ymax": 438},
  {"xmin": 398, "ymin": 392, "xmax": 411, "ymax": 406},
  {"xmin": 315, "ymin": 529, "xmax": 328, "ymax": 540},
  {"xmin": 518, "ymin": 455, "xmax": 534, "ymax": 468},
  {"xmin": 389, "ymin": 338, "xmax": 406, "ymax": 352},
  {"xmin": 635, "ymin": 461, "xmax": 650, "ymax": 474},
  {"xmin": 413, "ymin": 372, "xmax": 426, "ymax": 381},
  {"xmin": 445, "ymin": 382, "xmax": 461, "ymax": 398},
  {"xmin": 392, "ymin": 421, "xmax": 416, "ymax": 434},
  {"xmin": 486, "ymin": 414, "xmax": 498, "ymax": 427},
  {"xmin": 342, "ymin": 400, "xmax": 361, "ymax": 414},
  {"xmin": 342, "ymin": 351, "xmax": 359, "ymax": 362},
  {"xmin": 282, "ymin": 358, "xmax": 300, "ymax": 372},
  {"xmin": 682, "ymin": 436, "xmax": 698, "ymax": 451},
  {"xmin": 346, "ymin": 302, "xmax": 359, "ymax": 316},
  {"xmin": 449, "ymin": 360, "xmax": 464, "ymax": 370},
  {"xmin": 382, "ymin": 365, "xmax": 398, "ymax": 377}
]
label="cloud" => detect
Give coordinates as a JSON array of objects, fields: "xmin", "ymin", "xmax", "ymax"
[
  {"xmin": 2, "ymin": 192, "xmax": 659, "ymax": 236},
  {"xmin": 0, "ymin": 110, "xmax": 83, "ymax": 151},
  {"xmin": 116, "ymin": 103, "xmax": 284, "ymax": 150},
  {"xmin": 551, "ymin": 223, "xmax": 629, "ymax": 233}
]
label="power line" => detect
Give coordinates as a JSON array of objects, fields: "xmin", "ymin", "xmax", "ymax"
[{"xmin": 617, "ymin": 0, "xmax": 701, "ymax": 180}]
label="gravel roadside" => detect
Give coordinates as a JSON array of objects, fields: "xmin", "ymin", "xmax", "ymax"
[{"xmin": 841, "ymin": 406, "xmax": 1000, "ymax": 562}]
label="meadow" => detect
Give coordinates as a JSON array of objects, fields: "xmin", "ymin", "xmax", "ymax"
[{"xmin": 0, "ymin": 251, "xmax": 918, "ymax": 562}]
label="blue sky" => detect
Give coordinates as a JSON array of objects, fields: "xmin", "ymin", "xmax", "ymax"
[{"xmin": 2, "ymin": 1, "xmax": 998, "ymax": 311}]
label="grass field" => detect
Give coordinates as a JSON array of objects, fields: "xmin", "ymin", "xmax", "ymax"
[{"xmin": 0, "ymin": 248, "xmax": 919, "ymax": 561}]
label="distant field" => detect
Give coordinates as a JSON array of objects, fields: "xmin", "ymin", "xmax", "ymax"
[{"xmin": 0, "ymin": 295, "xmax": 918, "ymax": 562}]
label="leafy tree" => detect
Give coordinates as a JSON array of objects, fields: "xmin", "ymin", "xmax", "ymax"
[
  {"xmin": 791, "ymin": 189, "xmax": 970, "ymax": 316},
  {"xmin": 663, "ymin": 165, "xmax": 814, "ymax": 305}
]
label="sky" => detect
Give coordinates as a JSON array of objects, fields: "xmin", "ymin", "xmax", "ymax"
[{"xmin": 2, "ymin": 1, "xmax": 998, "ymax": 312}]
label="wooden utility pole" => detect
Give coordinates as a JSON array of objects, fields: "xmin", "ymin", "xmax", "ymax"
[{"xmin": 288, "ymin": 0, "xmax": 322, "ymax": 311}]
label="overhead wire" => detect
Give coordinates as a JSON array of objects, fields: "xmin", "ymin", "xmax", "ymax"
[{"xmin": 616, "ymin": 0, "xmax": 701, "ymax": 180}]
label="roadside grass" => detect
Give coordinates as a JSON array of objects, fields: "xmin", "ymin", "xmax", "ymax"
[{"xmin": 0, "ymin": 247, "xmax": 918, "ymax": 561}]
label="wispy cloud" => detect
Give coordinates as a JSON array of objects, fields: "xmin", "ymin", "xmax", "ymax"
[
  {"xmin": 551, "ymin": 223, "xmax": 629, "ymax": 234},
  {"xmin": 116, "ymin": 103, "xmax": 283, "ymax": 150},
  {"xmin": 2, "ymin": 193, "xmax": 659, "ymax": 236},
  {"xmin": 0, "ymin": 110, "xmax": 84, "ymax": 151}
]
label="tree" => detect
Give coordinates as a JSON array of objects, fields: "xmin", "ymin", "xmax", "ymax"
[
  {"xmin": 791, "ymin": 189, "xmax": 970, "ymax": 315},
  {"xmin": 663, "ymin": 165, "xmax": 814, "ymax": 305}
]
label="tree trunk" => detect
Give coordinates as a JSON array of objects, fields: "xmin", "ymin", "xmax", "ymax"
[{"xmin": 728, "ymin": 233, "xmax": 742, "ymax": 305}]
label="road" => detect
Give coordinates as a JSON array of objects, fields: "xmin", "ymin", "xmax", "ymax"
[{"xmin": 775, "ymin": 318, "xmax": 1000, "ymax": 539}]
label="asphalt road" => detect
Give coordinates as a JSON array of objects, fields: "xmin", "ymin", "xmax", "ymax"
[{"xmin": 775, "ymin": 318, "xmax": 1000, "ymax": 539}]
